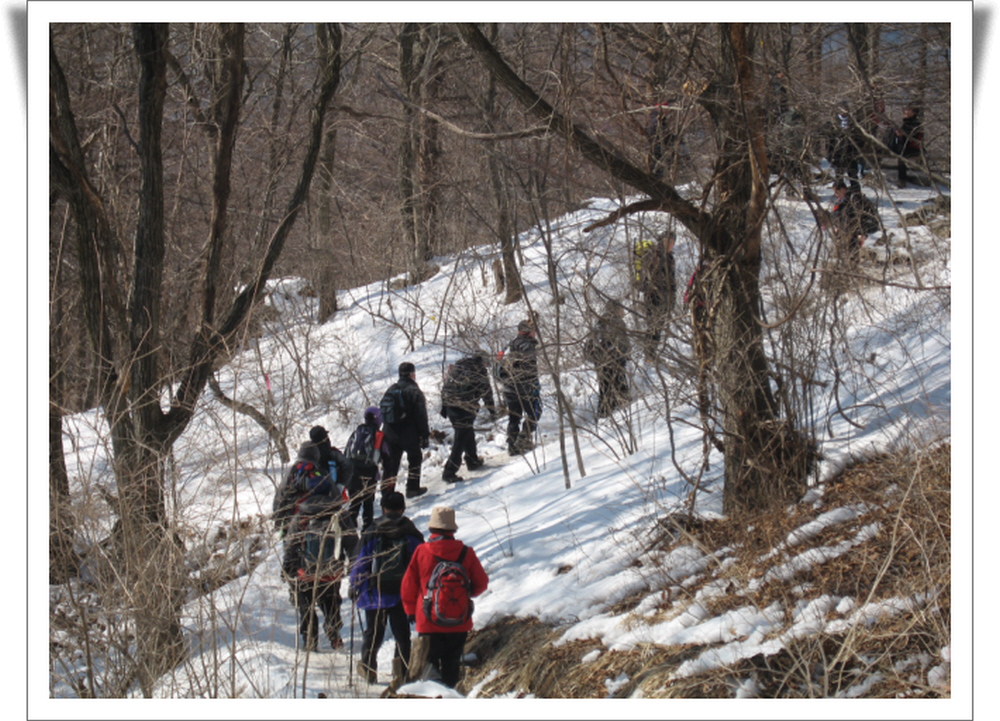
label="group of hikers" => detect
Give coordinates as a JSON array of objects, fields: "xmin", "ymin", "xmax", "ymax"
[
  {"xmin": 273, "ymin": 419, "xmax": 490, "ymax": 689},
  {"xmin": 270, "ymin": 318, "xmax": 545, "ymax": 690},
  {"xmin": 268, "ymin": 95, "xmax": 927, "ymax": 692}
]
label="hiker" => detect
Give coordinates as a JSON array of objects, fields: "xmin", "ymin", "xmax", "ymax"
[
  {"xmin": 400, "ymin": 506, "xmax": 488, "ymax": 689},
  {"xmin": 890, "ymin": 105, "xmax": 923, "ymax": 189},
  {"xmin": 498, "ymin": 319, "xmax": 541, "ymax": 456},
  {"xmin": 380, "ymin": 362, "xmax": 431, "ymax": 499},
  {"xmin": 584, "ymin": 301, "xmax": 631, "ymax": 418},
  {"xmin": 344, "ymin": 406, "xmax": 391, "ymax": 532},
  {"xmin": 272, "ymin": 426, "xmax": 355, "ymax": 651},
  {"xmin": 633, "ymin": 230, "xmax": 676, "ymax": 359},
  {"xmin": 829, "ymin": 178, "xmax": 881, "ymax": 262},
  {"xmin": 825, "ymin": 101, "xmax": 866, "ymax": 190},
  {"xmin": 349, "ymin": 491, "xmax": 424, "ymax": 686},
  {"xmin": 440, "ymin": 350, "xmax": 498, "ymax": 483},
  {"xmin": 647, "ymin": 102, "xmax": 677, "ymax": 180}
]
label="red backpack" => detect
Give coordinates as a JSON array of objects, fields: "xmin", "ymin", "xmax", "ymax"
[{"xmin": 422, "ymin": 545, "xmax": 474, "ymax": 627}]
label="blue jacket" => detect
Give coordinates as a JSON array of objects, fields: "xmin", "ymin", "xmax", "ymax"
[{"xmin": 349, "ymin": 512, "xmax": 424, "ymax": 610}]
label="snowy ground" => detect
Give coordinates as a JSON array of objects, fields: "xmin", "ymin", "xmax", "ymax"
[{"xmin": 39, "ymin": 168, "xmax": 967, "ymax": 719}]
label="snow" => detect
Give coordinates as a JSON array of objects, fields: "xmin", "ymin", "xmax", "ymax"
[{"xmin": 38, "ymin": 175, "xmax": 967, "ymax": 718}]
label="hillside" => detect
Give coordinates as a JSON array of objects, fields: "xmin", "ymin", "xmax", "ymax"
[{"xmin": 49, "ymin": 179, "xmax": 953, "ymax": 714}]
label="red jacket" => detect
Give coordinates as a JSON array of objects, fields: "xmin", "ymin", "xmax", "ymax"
[{"xmin": 400, "ymin": 534, "xmax": 489, "ymax": 633}]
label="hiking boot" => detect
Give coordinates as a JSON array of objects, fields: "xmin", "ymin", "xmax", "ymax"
[
  {"xmin": 329, "ymin": 636, "xmax": 344, "ymax": 650},
  {"xmin": 442, "ymin": 473, "xmax": 465, "ymax": 484},
  {"xmin": 302, "ymin": 635, "xmax": 318, "ymax": 652},
  {"xmin": 465, "ymin": 456, "xmax": 485, "ymax": 471},
  {"xmin": 406, "ymin": 486, "xmax": 428, "ymax": 499},
  {"xmin": 358, "ymin": 662, "xmax": 378, "ymax": 684}
]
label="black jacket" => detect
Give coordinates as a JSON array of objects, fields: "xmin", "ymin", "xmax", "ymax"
[
  {"xmin": 502, "ymin": 332, "xmax": 540, "ymax": 402},
  {"xmin": 382, "ymin": 375, "xmax": 430, "ymax": 448},
  {"xmin": 442, "ymin": 356, "xmax": 496, "ymax": 416}
]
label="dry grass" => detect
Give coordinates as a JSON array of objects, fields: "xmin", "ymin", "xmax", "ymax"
[{"xmin": 462, "ymin": 442, "xmax": 951, "ymax": 699}]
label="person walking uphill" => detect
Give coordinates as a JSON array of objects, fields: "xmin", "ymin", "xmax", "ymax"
[
  {"xmin": 440, "ymin": 350, "xmax": 498, "ymax": 483},
  {"xmin": 400, "ymin": 506, "xmax": 488, "ymax": 689},
  {"xmin": 634, "ymin": 230, "xmax": 677, "ymax": 359},
  {"xmin": 380, "ymin": 362, "xmax": 431, "ymax": 499},
  {"xmin": 498, "ymin": 320, "xmax": 541, "ymax": 456},
  {"xmin": 349, "ymin": 491, "xmax": 424, "ymax": 686},
  {"xmin": 584, "ymin": 301, "xmax": 632, "ymax": 418},
  {"xmin": 272, "ymin": 426, "xmax": 355, "ymax": 651},
  {"xmin": 343, "ymin": 406, "xmax": 391, "ymax": 532}
]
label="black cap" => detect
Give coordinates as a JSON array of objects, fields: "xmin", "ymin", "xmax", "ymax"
[
  {"xmin": 399, "ymin": 361, "xmax": 415, "ymax": 377},
  {"xmin": 382, "ymin": 491, "xmax": 406, "ymax": 512},
  {"xmin": 518, "ymin": 320, "xmax": 534, "ymax": 333},
  {"xmin": 309, "ymin": 425, "xmax": 329, "ymax": 445}
]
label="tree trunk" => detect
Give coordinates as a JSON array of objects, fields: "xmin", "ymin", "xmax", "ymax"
[
  {"xmin": 457, "ymin": 22, "xmax": 810, "ymax": 514},
  {"xmin": 483, "ymin": 25, "xmax": 523, "ymax": 304},
  {"xmin": 50, "ymin": 21, "xmax": 342, "ymax": 694},
  {"xmin": 316, "ymin": 111, "xmax": 339, "ymax": 323}
]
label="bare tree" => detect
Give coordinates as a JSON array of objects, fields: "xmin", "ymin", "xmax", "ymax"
[
  {"xmin": 49, "ymin": 22, "xmax": 342, "ymax": 694},
  {"xmin": 457, "ymin": 22, "xmax": 813, "ymax": 514}
]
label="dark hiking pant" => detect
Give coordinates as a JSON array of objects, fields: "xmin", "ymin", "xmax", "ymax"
[
  {"xmin": 361, "ymin": 603, "xmax": 411, "ymax": 676},
  {"xmin": 424, "ymin": 631, "xmax": 468, "ymax": 688},
  {"xmin": 294, "ymin": 579, "xmax": 343, "ymax": 647},
  {"xmin": 444, "ymin": 408, "xmax": 479, "ymax": 475}
]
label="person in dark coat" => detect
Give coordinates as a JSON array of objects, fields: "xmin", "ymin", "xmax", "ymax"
[
  {"xmin": 647, "ymin": 102, "xmax": 677, "ymax": 180},
  {"xmin": 634, "ymin": 230, "xmax": 677, "ymax": 359},
  {"xmin": 585, "ymin": 302, "xmax": 632, "ymax": 418},
  {"xmin": 440, "ymin": 350, "xmax": 498, "ymax": 483},
  {"xmin": 273, "ymin": 426, "xmax": 355, "ymax": 651},
  {"xmin": 499, "ymin": 320, "xmax": 541, "ymax": 456},
  {"xmin": 892, "ymin": 105, "xmax": 924, "ymax": 189},
  {"xmin": 349, "ymin": 491, "xmax": 424, "ymax": 686},
  {"xmin": 825, "ymin": 101, "xmax": 866, "ymax": 190},
  {"xmin": 829, "ymin": 178, "xmax": 880, "ymax": 262},
  {"xmin": 343, "ymin": 406, "xmax": 391, "ymax": 533},
  {"xmin": 381, "ymin": 362, "xmax": 431, "ymax": 499},
  {"xmin": 400, "ymin": 506, "xmax": 489, "ymax": 689}
]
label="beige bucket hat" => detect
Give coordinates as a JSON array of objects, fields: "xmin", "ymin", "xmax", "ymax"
[{"xmin": 429, "ymin": 506, "xmax": 458, "ymax": 532}]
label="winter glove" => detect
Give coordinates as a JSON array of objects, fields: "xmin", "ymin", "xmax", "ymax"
[
  {"xmin": 407, "ymin": 614, "xmax": 416, "ymax": 625},
  {"xmin": 420, "ymin": 436, "xmax": 430, "ymax": 449}
]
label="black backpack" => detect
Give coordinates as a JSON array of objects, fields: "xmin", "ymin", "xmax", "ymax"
[
  {"xmin": 371, "ymin": 533, "xmax": 411, "ymax": 595},
  {"xmin": 379, "ymin": 386, "xmax": 406, "ymax": 425},
  {"xmin": 858, "ymin": 194, "xmax": 881, "ymax": 235}
]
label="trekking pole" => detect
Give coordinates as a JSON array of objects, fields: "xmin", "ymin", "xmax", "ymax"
[{"xmin": 349, "ymin": 595, "xmax": 355, "ymax": 689}]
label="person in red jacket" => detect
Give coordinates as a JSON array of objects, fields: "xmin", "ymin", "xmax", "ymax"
[{"xmin": 400, "ymin": 506, "xmax": 488, "ymax": 688}]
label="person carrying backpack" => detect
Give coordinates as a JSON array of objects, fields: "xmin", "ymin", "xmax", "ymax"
[
  {"xmin": 440, "ymin": 350, "xmax": 499, "ymax": 483},
  {"xmin": 498, "ymin": 320, "xmax": 541, "ymax": 456},
  {"xmin": 344, "ymin": 406, "xmax": 391, "ymax": 531},
  {"xmin": 634, "ymin": 230, "xmax": 676, "ymax": 360},
  {"xmin": 829, "ymin": 178, "xmax": 881, "ymax": 262},
  {"xmin": 380, "ymin": 362, "xmax": 431, "ymax": 499},
  {"xmin": 400, "ymin": 506, "xmax": 488, "ymax": 689},
  {"xmin": 348, "ymin": 491, "xmax": 424, "ymax": 686},
  {"xmin": 272, "ymin": 426, "xmax": 355, "ymax": 651},
  {"xmin": 584, "ymin": 301, "xmax": 632, "ymax": 418}
]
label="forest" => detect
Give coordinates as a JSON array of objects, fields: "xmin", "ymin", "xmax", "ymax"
[{"xmin": 47, "ymin": 20, "xmax": 953, "ymax": 701}]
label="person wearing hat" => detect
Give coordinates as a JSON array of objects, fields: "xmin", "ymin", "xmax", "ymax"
[
  {"xmin": 380, "ymin": 362, "xmax": 431, "ymax": 499},
  {"xmin": 499, "ymin": 320, "xmax": 541, "ymax": 456},
  {"xmin": 400, "ymin": 506, "xmax": 489, "ymax": 689},
  {"xmin": 349, "ymin": 491, "xmax": 424, "ymax": 686},
  {"xmin": 440, "ymin": 349, "xmax": 499, "ymax": 483},
  {"xmin": 272, "ymin": 425, "xmax": 355, "ymax": 650}
]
